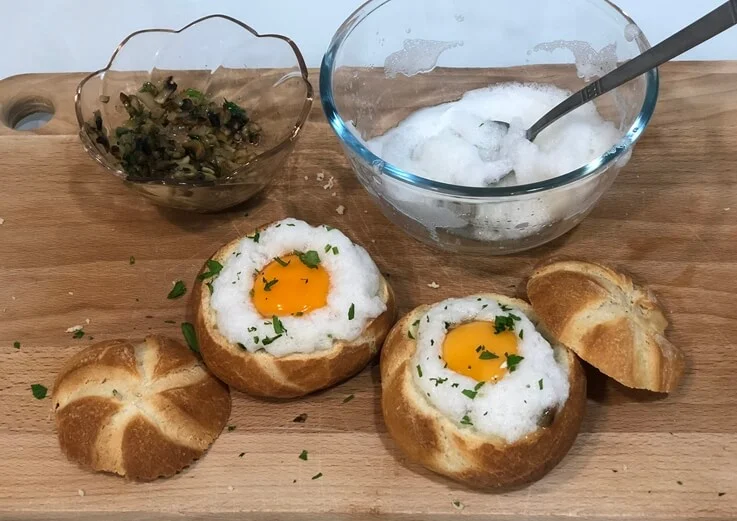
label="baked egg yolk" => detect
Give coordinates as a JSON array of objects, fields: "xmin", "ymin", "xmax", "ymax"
[
  {"xmin": 252, "ymin": 254, "xmax": 330, "ymax": 317},
  {"xmin": 442, "ymin": 321, "xmax": 519, "ymax": 382}
]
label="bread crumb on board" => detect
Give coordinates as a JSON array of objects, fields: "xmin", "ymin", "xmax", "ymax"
[
  {"xmin": 322, "ymin": 176, "xmax": 335, "ymax": 190},
  {"xmin": 316, "ymin": 172, "xmax": 325, "ymax": 181},
  {"xmin": 336, "ymin": 205, "xmax": 346, "ymax": 215},
  {"xmin": 66, "ymin": 325, "xmax": 84, "ymax": 333},
  {"xmin": 68, "ymin": 291, "xmax": 74, "ymax": 296},
  {"xmin": 77, "ymin": 489, "xmax": 85, "ymax": 497},
  {"xmin": 0, "ymin": 217, "xmax": 4, "ymax": 225},
  {"xmin": 304, "ymin": 176, "xmax": 309, "ymax": 180},
  {"xmin": 428, "ymin": 281, "xmax": 440, "ymax": 289},
  {"xmin": 227, "ymin": 485, "xmax": 234, "ymax": 492},
  {"xmin": 85, "ymin": 318, "xmax": 91, "ymax": 325}
]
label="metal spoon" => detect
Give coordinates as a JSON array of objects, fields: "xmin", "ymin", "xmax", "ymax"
[{"xmin": 494, "ymin": 0, "xmax": 737, "ymax": 142}]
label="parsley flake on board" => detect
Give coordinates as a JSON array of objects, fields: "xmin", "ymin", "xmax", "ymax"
[
  {"xmin": 416, "ymin": 365, "xmax": 423, "ymax": 377},
  {"xmin": 167, "ymin": 280, "xmax": 186, "ymax": 299},
  {"xmin": 199, "ymin": 259, "xmax": 223, "ymax": 280},
  {"xmin": 296, "ymin": 250, "xmax": 321, "ymax": 269},
  {"xmin": 342, "ymin": 394, "xmax": 355, "ymax": 404},
  {"xmin": 31, "ymin": 384, "xmax": 47, "ymax": 400},
  {"xmin": 348, "ymin": 303, "xmax": 355, "ymax": 320},
  {"xmin": 293, "ymin": 413, "xmax": 308, "ymax": 423},
  {"xmin": 72, "ymin": 329, "xmax": 85, "ymax": 339},
  {"xmin": 506, "ymin": 353, "xmax": 524, "ymax": 372},
  {"xmin": 311, "ymin": 472, "xmax": 323, "ymax": 480},
  {"xmin": 129, "ymin": 256, "xmax": 135, "ymax": 265},
  {"xmin": 272, "ymin": 316, "xmax": 287, "ymax": 335},
  {"xmin": 263, "ymin": 278, "xmax": 279, "ymax": 291},
  {"xmin": 227, "ymin": 425, "xmax": 236, "ymax": 432},
  {"xmin": 181, "ymin": 322, "xmax": 199, "ymax": 353},
  {"xmin": 239, "ymin": 452, "xmax": 245, "ymax": 458},
  {"xmin": 299, "ymin": 450, "xmax": 308, "ymax": 461},
  {"xmin": 460, "ymin": 415, "xmax": 473, "ymax": 426},
  {"xmin": 462, "ymin": 389, "xmax": 477, "ymax": 400},
  {"xmin": 13, "ymin": 341, "xmax": 20, "ymax": 349},
  {"xmin": 274, "ymin": 256, "xmax": 290, "ymax": 267}
]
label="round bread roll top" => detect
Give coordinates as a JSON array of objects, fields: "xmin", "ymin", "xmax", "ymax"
[
  {"xmin": 193, "ymin": 218, "xmax": 396, "ymax": 398},
  {"xmin": 381, "ymin": 294, "xmax": 586, "ymax": 490},
  {"xmin": 52, "ymin": 336, "xmax": 231, "ymax": 481},
  {"xmin": 527, "ymin": 260, "xmax": 684, "ymax": 393}
]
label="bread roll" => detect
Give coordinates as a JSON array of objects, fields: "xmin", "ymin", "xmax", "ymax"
[
  {"xmin": 192, "ymin": 221, "xmax": 396, "ymax": 399},
  {"xmin": 527, "ymin": 260, "xmax": 684, "ymax": 393},
  {"xmin": 381, "ymin": 295, "xmax": 586, "ymax": 489},
  {"xmin": 52, "ymin": 336, "xmax": 231, "ymax": 481}
]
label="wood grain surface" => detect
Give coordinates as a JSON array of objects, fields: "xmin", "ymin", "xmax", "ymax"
[{"xmin": 0, "ymin": 63, "xmax": 736, "ymax": 520}]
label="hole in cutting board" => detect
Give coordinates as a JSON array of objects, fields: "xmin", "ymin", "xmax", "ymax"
[{"xmin": 3, "ymin": 96, "xmax": 55, "ymax": 131}]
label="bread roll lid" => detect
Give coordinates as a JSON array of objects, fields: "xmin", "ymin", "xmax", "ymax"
[{"xmin": 526, "ymin": 260, "xmax": 684, "ymax": 393}]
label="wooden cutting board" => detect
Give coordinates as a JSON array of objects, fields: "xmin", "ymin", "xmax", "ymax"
[{"xmin": 0, "ymin": 62, "xmax": 735, "ymax": 521}]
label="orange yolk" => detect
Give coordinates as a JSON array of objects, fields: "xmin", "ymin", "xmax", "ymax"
[
  {"xmin": 442, "ymin": 321, "xmax": 519, "ymax": 383},
  {"xmin": 251, "ymin": 254, "xmax": 330, "ymax": 317}
]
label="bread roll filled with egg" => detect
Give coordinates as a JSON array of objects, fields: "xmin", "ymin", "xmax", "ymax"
[
  {"xmin": 192, "ymin": 218, "xmax": 395, "ymax": 398},
  {"xmin": 381, "ymin": 294, "xmax": 586, "ymax": 489}
]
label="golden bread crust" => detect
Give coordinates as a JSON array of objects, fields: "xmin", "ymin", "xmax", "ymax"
[
  {"xmin": 527, "ymin": 260, "xmax": 684, "ymax": 393},
  {"xmin": 192, "ymin": 226, "xmax": 397, "ymax": 399},
  {"xmin": 380, "ymin": 294, "xmax": 587, "ymax": 490},
  {"xmin": 52, "ymin": 336, "xmax": 231, "ymax": 481}
]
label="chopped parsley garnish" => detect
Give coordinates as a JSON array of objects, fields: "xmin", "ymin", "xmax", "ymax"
[
  {"xmin": 474, "ymin": 381, "xmax": 486, "ymax": 391},
  {"xmin": 253, "ymin": 336, "xmax": 260, "ymax": 344},
  {"xmin": 227, "ymin": 425, "xmax": 236, "ymax": 432},
  {"xmin": 429, "ymin": 377, "xmax": 448, "ymax": 386},
  {"xmin": 413, "ymin": 319, "xmax": 420, "ymax": 327},
  {"xmin": 206, "ymin": 282, "xmax": 214, "ymax": 294},
  {"xmin": 293, "ymin": 413, "xmax": 308, "ymax": 423},
  {"xmin": 274, "ymin": 256, "xmax": 290, "ymax": 267},
  {"xmin": 167, "ymin": 280, "xmax": 186, "ymax": 299},
  {"xmin": 311, "ymin": 472, "xmax": 323, "ymax": 480},
  {"xmin": 272, "ymin": 316, "xmax": 286, "ymax": 335},
  {"xmin": 248, "ymin": 326, "xmax": 257, "ymax": 332},
  {"xmin": 129, "ymin": 256, "xmax": 135, "ymax": 265},
  {"xmin": 263, "ymin": 277, "xmax": 279, "ymax": 291},
  {"xmin": 408, "ymin": 329, "xmax": 415, "ymax": 340},
  {"xmin": 324, "ymin": 244, "xmax": 332, "ymax": 253},
  {"xmin": 475, "ymin": 345, "xmax": 484, "ymax": 352},
  {"xmin": 494, "ymin": 313, "xmax": 521, "ymax": 334},
  {"xmin": 500, "ymin": 304, "xmax": 512, "ymax": 311},
  {"xmin": 247, "ymin": 231, "xmax": 260, "ymax": 243},
  {"xmin": 332, "ymin": 246, "xmax": 339, "ymax": 255},
  {"xmin": 237, "ymin": 343, "xmax": 246, "ymax": 350},
  {"xmin": 13, "ymin": 341, "xmax": 20, "ymax": 349},
  {"xmin": 444, "ymin": 321, "xmax": 451, "ymax": 330},
  {"xmin": 342, "ymin": 394, "xmax": 355, "ymax": 404},
  {"xmin": 416, "ymin": 365, "xmax": 423, "ymax": 377},
  {"xmin": 348, "ymin": 303, "xmax": 355, "ymax": 320},
  {"xmin": 199, "ymin": 259, "xmax": 223, "ymax": 280},
  {"xmin": 461, "ymin": 389, "xmax": 477, "ymax": 400},
  {"xmin": 506, "ymin": 353, "xmax": 524, "ymax": 372},
  {"xmin": 72, "ymin": 329, "xmax": 85, "ymax": 339},
  {"xmin": 261, "ymin": 334, "xmax": 282, "ymax": 345},
  {"xmin": 538, "ymin": 378, "xmax": 544, "ymax": 390},
  {"xmin": 451, "ymin": 383, "xmax": 459, "ymax": 388},
  {"xmin": 519, "ymin": 329, "xmax": 525, "ymax": 339},
  {"xmin": 479, "ymin": 350, "xmax": 499, "ymax": 360},
  {"xmin": 287, "ymin": 223, "xmax": 296, "ymax": 227},
  {"xmin": 31, "ymin": 384, "xmax": 47, "ymax": 400},
  {"xmin": 296, "ymin": 250, "xmax": 321, "ymax": 269},
  {"xmin": 460, "ymin": 415, "xmax": 473, "ymax": 426},
  {"xmin": 181, "ymin": 322, "xmax": 199, "ymax": 353},
  {"xmin": 299, "ymin": 450, "xmax": 308, "ymax": 461}
]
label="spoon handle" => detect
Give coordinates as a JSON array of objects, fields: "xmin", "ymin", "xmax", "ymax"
[{"xmin": 527, "ymin": 0, "xmax": 737, "ymax": 141}]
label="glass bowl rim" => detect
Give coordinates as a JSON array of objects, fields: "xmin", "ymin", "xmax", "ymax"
[
  {"xmin": 74, "ymin": 13, "xmax": 314, "ymax": 187},
  {"xmin": 319, "ymin": 0, "xmax": 659, "ymax": 198}
]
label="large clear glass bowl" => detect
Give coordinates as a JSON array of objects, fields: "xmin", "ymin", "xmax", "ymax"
[
  {"xmin": 321, "ymin": 0, "xmax": 658, "ymax": 254},
  {"xmin": 76, "ymin": 14, "xmax": 313, "ymax": 213}
]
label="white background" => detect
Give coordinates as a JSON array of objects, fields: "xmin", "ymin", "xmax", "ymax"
[{"xmin": 1, "ymin": 0, "xmax": 734, "ymax": 78}]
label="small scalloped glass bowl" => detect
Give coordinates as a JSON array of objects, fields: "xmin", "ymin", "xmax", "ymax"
[
  {"xmin": 76, "ymin": 14, "xmax": 313, "ymax": 213},
  {"xmin": 321, "ymin": 0, "xmax": 658, "ymax": 254}
]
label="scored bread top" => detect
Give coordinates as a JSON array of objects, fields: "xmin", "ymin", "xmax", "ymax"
[
  {"xmin": 52, "ymin": 335, "xmax": 231, "ymax": 481},
  {"xmin": 527, "ymin": 260, "xmax": 684, "ymax": 393}
]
